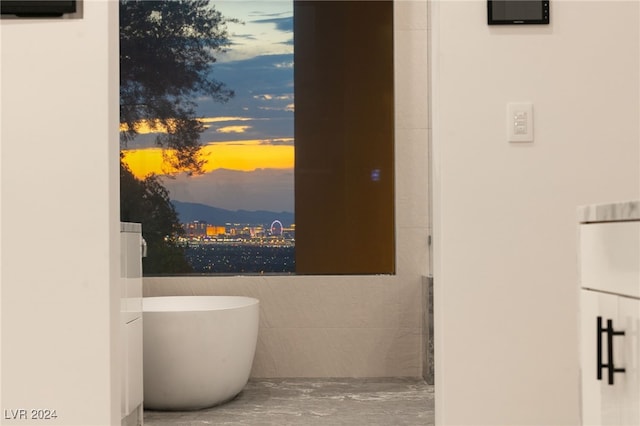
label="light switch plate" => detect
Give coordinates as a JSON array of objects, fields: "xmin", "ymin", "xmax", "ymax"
[{"xmin": 507, "ymin": 102, "xmax": 533, "ymax": 142}]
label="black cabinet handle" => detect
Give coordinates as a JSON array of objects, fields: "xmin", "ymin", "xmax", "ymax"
[
  {"xmin": 597, "ymin": 316, "xmax": 626, "ymax": 385},
  {"xmin": 606, "ymin": 319, "xmax": 626, "ymax": 385},
  {"xmin": 597, "ymin": 316, "xmax": 603, "ymax": 381}
]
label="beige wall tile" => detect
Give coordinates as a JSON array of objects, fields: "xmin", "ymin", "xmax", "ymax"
[
  {"xmin": 396, "ymin": 277, "xmax": 424, "ymax": 329},
  {"xmin": 394, "ymin": 0, "xmax": 428, "ymax": 31},
  {"xmin": 258, "ymin": 282, "xmax": 398, "ymax": 329},
  {"xmin": 396, "ymin": 128, "xmax": 430, "ymax": 229},
  {"xmin": 395, "ymin": 227, "xmax": 429, "ymax": 277},
  {"xmin": 394, "ymin": 29, "xmax": 429, "ymax": 130},
  {"xmin": 251, "ymin": 328, "xmax": 422, "ymax": 378}
]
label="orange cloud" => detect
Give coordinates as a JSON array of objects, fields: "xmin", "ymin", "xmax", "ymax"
[
  {"xmin": 217, "ymin": 125, "xmax": 251, "ymax": 134},
  {"xmin": 120, "ymin": 116, "xmax": 254, "ymax": 134},
  {"xmin": 122, "ymin": 140, "xmax": 294, "ymax": 179},
  {"xmin": 199, "ymin": 116, "xmax": 253, "ymax": 123},
  {"xmin": 120, "ymin": 119, "xmax": 176, "ymax": 134}
]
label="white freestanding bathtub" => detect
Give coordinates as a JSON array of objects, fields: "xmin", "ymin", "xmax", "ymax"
[{"xmin": 142, "ymin": 296, "xmax": 259, "ymax": 411}]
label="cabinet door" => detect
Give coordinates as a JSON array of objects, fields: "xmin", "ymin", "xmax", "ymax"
[
  {"xmin": 581, "ymin": 289, "xmax": 621, "ymax": 425},
  {"xmin": 581, "ymin": 290, "xmax": 640, "ymax": 425},
  {"xmin": 618, "ymin": 296, "xmax": 639, "ymax": 425},
  {"xmin": 126, "ymin": 316, "xmax": 144, "ymax": 413}
]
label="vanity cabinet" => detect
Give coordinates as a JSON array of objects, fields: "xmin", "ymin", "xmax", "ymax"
[
  {"xmin": 579, "ymin": 205, "xmax": 639, "ymax": 426},
  {"xmin": 120, "ymin": 223, "xmax": 145, "ymax": 426},
  {"xmin": 580, "ymin": 289, "xmax": 639, "ymax": 425}
]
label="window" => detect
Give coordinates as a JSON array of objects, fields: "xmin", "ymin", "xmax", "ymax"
[{"xmin": 120, "ymin": 0, "xmax": 394, "ymax": 275}]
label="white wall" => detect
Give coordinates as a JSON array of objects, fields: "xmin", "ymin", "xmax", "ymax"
[
  {"xmin": 432, "ymin": 1, "xmax": 640, "ymax": 425},
  {"xmin": 143, "ymin": 0, "xmax": 432, "ymax": 378},
  {"xmin": 0, "ymin": 2, "xmax": 120, "ymax": 425}
]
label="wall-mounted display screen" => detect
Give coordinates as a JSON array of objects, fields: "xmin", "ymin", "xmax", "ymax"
[
  {"xmin": 1, "ymin": 1, "xmax": 76, "ymax": 16},
  {"xmin": 488, "ymin": 1, "xmax": 549, "ymax": 25}
]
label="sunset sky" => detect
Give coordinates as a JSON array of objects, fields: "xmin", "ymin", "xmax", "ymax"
[{"xmin": 121, "ymin": 0, "xmax": 294, "ymax": 213}]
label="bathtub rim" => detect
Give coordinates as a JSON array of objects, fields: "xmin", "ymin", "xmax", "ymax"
[{"xmin": 142, "ymin": 295, "xmax": 259, "ymax": 313}]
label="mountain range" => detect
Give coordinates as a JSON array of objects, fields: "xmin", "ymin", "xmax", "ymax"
[{"xmin": 171, "ymin": 200, "xmax": 294, "ymax": 226}]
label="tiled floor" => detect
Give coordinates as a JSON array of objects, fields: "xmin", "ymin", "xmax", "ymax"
[{"xmin": 144, "ymin": 378, "xmax": 434, "ymax": 426}]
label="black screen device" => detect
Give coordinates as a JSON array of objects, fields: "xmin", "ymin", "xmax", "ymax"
[
  {"xmin": 488, "ymin": 1, "xmax": 549, "ymax": 25},
  {"xmin": 1, "ymin": 1, "xmax": 76, "ymax": 16}
]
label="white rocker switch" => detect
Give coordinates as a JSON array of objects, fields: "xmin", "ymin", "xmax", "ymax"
[{"xmin": 507, "ymin": 102, "xmax": 533, "ymax": 143}]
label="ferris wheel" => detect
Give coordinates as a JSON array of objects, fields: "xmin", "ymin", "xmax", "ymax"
[{"xmin": 270, "ymin": 220, "xmax": 284, "ymax": 236}]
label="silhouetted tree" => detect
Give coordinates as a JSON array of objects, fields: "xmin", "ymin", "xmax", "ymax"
[
  {"xmin": 120, "ymin": 0, "xmax": 236, "ymax": 174},
  {"xmin": 119, "ymin": 0, "xmax": 237, "ymax": 273},
  {"xmin": 120, "ymin": 161, "xmax": 193, "ymax": 274}
]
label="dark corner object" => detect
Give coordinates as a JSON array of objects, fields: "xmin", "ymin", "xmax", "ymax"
[
  {"xmin": 1, "ymin": 1, "xmax": 76, "ymax": 17},
  {"xmin": 488, "ymin": 0, "xmax": 549, "ymax": 25}
]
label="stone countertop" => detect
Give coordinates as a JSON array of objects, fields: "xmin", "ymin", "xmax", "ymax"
[
  {"xmin": 121, "ymin": 222, "xmax": 142, "ymax": 233},
  {"xmin": 578, "ymin": 200, "xmax": 640, "ymax": 224}
]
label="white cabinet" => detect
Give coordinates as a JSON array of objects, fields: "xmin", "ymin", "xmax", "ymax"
[
  {"xmin": 579, "ymin": 216, "xmax": 640, "ymax": 426},
  {"xmin": 580, "ymin": 222, "xmax": 640, "ymax": 297},
  {"xmin": 580, "ymin": 289, "xmax": 639, "ymax": 425},
  {"xmin": 120, "ymin": 223, "xmax": 145, "ymax": 426}
]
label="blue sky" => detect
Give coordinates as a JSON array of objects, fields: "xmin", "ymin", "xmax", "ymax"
[
  {"xmin": 143, "ymin": 1, "xmax": 295, "ymax": 213},
  {"xmin": 200, "ymin": 0, "xmax": 294, "ymax": 144}
]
